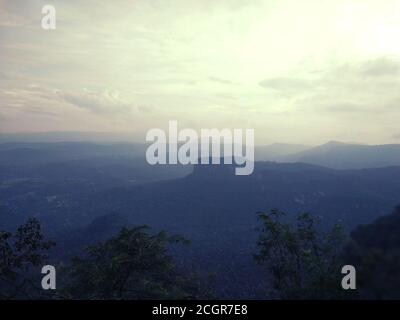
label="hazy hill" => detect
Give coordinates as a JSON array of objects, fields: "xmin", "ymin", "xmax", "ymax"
[
  {"xmin": 254, "ymin": 143, "xmax": 310, "ymax": 161},
  {"xmin": 92, "ymin": 162, "xmax": 400, "ymax": 233},
  {"xmin": 280, "ymin": 141, "xmax": 400, "ymax": 169},
  {"xmin": 0, "ymin": 142, "xmax": 147, "ymax": 166}
]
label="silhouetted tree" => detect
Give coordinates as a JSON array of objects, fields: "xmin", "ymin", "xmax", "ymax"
[
  {"xmin": 0, "ymin": 218, "xmax": 55, "ymax": 299},
  {"xmin": 255, "ymin": 209, "xmax": 346, "ymax": 299},
  {"xmin": 61, "ymin": 225, "xmax": 209, "ymax": 299}
]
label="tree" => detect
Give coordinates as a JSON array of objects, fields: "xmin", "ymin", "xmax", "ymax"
[
  {"xmin": 0, "ymin": 218, "xmax": 55, "ymax": 299},
  {"xmin": 254, "ymin": 209, "xmax": 346, "ymax": 299},
  {"xmin": 61, "ymin": 225, "xmax": 209, "ymax": 299}
]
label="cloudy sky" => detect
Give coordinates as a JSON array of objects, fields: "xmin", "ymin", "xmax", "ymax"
[{"xmin": 1, "ymin": 0, "xmax": 400, "ymax": 144}]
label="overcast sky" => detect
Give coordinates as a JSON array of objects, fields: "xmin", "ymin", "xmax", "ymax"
[{"xmin": 1, "ymin": 0, "xmax": 400, "ymax": 144}]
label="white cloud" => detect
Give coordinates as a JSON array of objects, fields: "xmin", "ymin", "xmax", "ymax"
[{"xmin": 58, "ymin": 89, "xmax": 133, "ymax": 114}]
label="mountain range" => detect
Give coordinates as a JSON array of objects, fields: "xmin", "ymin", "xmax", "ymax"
[
  {"xmin": 257, "ymin": 141, "xmax": 400, "ymax": 169},
  {"xmin": 1, "ymin": 139, "xmax": 400, "ymax": 298}
]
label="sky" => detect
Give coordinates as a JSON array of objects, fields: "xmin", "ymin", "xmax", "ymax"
[{"xmin": 1, "ymin": 0, "xmax": 400, "ymax": 145}]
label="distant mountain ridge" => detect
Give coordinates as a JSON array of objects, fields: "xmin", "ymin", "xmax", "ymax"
[
  {"xmin": 278, "ymin": 141, "xmax": 400, "ymax": 169},
  {"xmin": 0, "ymin": 142, "xmax": 147, "ymax": 166},
  {"xmin": 255, "ymin": 143, "xmax": 310, "ymax": 161}
]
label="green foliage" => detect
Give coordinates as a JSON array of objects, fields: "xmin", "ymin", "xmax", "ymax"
[
  {"xmin": 255, "ymin": 209, "xmax": 346, "ymax": 299},
  {"xmin": 0, "ymin": 218, "xmax": 55, "ymax": 299},
  {"xmin": 61, "ymin": 225, "xmax": 209, "ymax": 299}
]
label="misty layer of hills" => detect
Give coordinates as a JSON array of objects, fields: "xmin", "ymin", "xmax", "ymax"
[
  {"xmin": 3, "ymin": 131, "xmax": 400, "ymax": 169},
  {"xmin": 1, "ymin": 138, "xmax": 400, "ymax": 298},
  {"xmin": 256, "ymin": 141, "xmax": 400, "ymax": 169}
]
